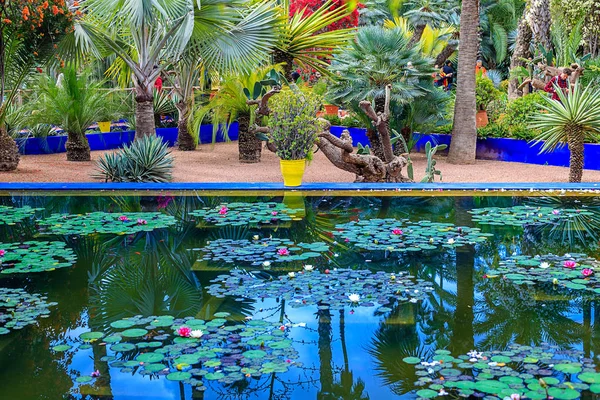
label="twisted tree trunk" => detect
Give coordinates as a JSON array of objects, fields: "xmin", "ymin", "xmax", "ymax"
[
  {"xmin": 238, "ymin": 112, "xmax": 261, "ymax": 163},
  {"xmin": 447, "ymin": 0, "xmax": 479, "ymax": 164},
  {"xmin": 0, "ymin": 126, "xmax": 19, "ymax": 171},
  {"xmin": 65, "ymin": 131, "xmax": 91, "ymax": 162},
  {"xmin": 567, "ymin": 126, "xmax": 584, "ymax": 183},
  {"xmin": 508, "ymin": 16, "xmax": 532, "ymax": 100}
]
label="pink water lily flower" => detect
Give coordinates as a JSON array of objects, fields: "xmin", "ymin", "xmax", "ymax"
[
  {"xmin": 563, "ymin": 260, "xmax": 577, "ymax": 269},
  {"xmin": 178, "ymin": 326, "xmax": 191, "ymax": 337},
  {"xmin": 278, "ymin": 248, "xmax": 290, "ymax": 256},
  {"xmin": 552, "ymin": 210, "xmax": 560, "ymax": 215},
  {"xmin": 118, "ymin": 215, "xmax": 129, "ymax": 222},
  {"xmin": 218, "ymin": 207, "xmax": 228, "ymax": 215},
  {"xmin": 582, "ymin": 268, "xmax": 594, "ymax": 277},
  {"xmin": 90, "ymin": 370, "xmax": 101, "ymax": 378},
  {"xmin": 0, "ymin": 249, "xmax": 4, "ymax": 257},
  {"xmin": 271, "ymin": 211, "xmax": 278, "ymax": 216},
  {"xmin": 392, "ymin": 229, "xmax": 403, "ymax": 235},
  {"xmin": 137, "ymin": 219, "xmax": 147, "ymax": 225}
]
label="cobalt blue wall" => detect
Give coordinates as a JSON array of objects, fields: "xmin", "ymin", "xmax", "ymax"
[{"xmin": 17, "ymin": 123, "xmax": 239, "ymax": 155}]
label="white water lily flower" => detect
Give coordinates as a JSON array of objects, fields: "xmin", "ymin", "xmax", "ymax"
[
  {"xmin": 469, "ymin": 358, "xmax": 478, "ymax": 362},
  {"xmin": 288, "ymin": 272, "xmax": 295, "ymax": 278},
  {"xmin": 539, "ymin": 262, "xmax": 550, "ymax": 269},
  {"xmin": 262, "ymin": 261, "xmax": 271, "ymax": 267},
  {"xmin": 565, "ymin": 253, "xmax": 572, "ymax": 258},
  {"xmin": 488, "ymin": 362, "xmax": 498, "ymax": 367},
  {"xmin": 190, "ymin": 330, "xmax": 203, "ymax": 338},
  {"xmin": 447, "ymin": 238, "xmax": 455, "ymax": 245},
  {"xmin": 348, "ymin": 293, "xmax": 360, "ymax": 303},
  {"xmin": 304, "ymin": 265, "xmax": 314, "ymax": 271},
  {"xmin": 427, "ymin": 368, "xmax": 434, "ymax": 374},
  {"xmin": 409, "ymin": 298, "xmax": 418, "ymax": 303},
  {"xmin": 439, "ymin": 389, "xmax": 449, "ymax": 396},
  {"xmin": 253, "ymin": 235, "xmax": 259, "ymax": 240}
]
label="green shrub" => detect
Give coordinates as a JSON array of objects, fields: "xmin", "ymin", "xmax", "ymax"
[
  {"xmin": 267, "ymin": 89, "xmax": 322, "ymax": 161},
  {"xmin": 476, "ymin": 77, "xmax": 502, "ymax": 110},
  {"xmin": 504, "ymin": 92, "xmax": 546, "ymax": 126},
  {"xmin": 94, "ymin": 135, "xmax": 173, "ymax": 182},
  {"xmin": 499, "ymin": 80, "xmax": 509, "ymax": 93},
  {"xmin": 486, "ymin": 95, "xmax": 508, "ymax": 123},
  {"xmin": 322, "ymin": 114, "xmax": 342, "ymax": 126}
]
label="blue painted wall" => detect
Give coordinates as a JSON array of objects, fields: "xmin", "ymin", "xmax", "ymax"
[{"xmin": 16, "ymin": 123, "xmax": 239, "ymax": 155}]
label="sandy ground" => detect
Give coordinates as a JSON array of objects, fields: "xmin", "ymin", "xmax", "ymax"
[{"xmin": 2, "ymin": 142, "xmax": 600, "ymax": 183}]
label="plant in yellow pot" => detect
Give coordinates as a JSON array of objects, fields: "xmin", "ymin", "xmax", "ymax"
[{"xmin": 267, "ymin": 89, "xmax": 321, "ymax": 187}]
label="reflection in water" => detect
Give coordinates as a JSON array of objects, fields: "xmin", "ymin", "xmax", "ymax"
[{"xmin": 0, "ymin": 194, "xmax": 599, "ymax": 399}]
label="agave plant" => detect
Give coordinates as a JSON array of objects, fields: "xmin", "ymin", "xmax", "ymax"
[
  {"xmin": 94, "ymin": 135, "xmax": 174, "ymax": 182},
  {"xmin": 530, "ymin": 83, "xmax": 600, "ymax": 183}
]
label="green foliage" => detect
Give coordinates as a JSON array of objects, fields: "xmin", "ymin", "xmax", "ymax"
[
  {"xmin": 530, "ymin": 82, "xmax": 600, "ymax": 152},
  {"xmin": 475, "ymin": 77, "xmax": 502, "ymax": 111},
  {"xmin": 322, "ymin": 114, "xmax": 342, "ymax": 126},
  {"xmin": 94, "ymin": 136, "xmax": 173, "ymax": 183},
  {"xmin": 580, "ymin": 58, "xmax": 600, "ymax": 87},
  {"xmin": 421, "ymin": 141, "xmax": 447, "ymax": 182},
  {"xmin": 267, "ymin": 89, "xmax": 322, "ymax": 160}
]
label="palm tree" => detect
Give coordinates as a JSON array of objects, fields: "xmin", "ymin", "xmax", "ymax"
[
  {"xmin": 530, "ymin": 82, "xmax": 600, "ymax": 183},
  {"xmin": 446, "ymin": 0, "xmax": 479, "ymax": 164},
  {"xmin": 478, "ymin": 0, "xmax": 518, "ymax": 66},
  {"xmin": 403, "ymin": 0, "xmax": 450, "ymax": 45},
  {"xmin": 274, "ymin": 0, "xmax": 356, "ymax": 79},
  {"xmin": 328, "ymin": 26, "xmax": 433, "ymax": 159},
  {"xmin": 170, "ymin": 54, "xmax": 201, "ymax": 151},
  {"xmin": 69, "ymin": 0, "xmax": 280, "ymax": 139},
  {"xmin": 29, "ymin": 67, "xmax": 119, "ymax": 161}
]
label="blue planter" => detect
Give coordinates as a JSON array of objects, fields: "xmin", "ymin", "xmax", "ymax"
[
  {"xmin": 413, "ymin": 133, "xmax": 600, "ymax": 171},
  {"xmin": 329, "ymin": 126, "xmax": 369, "ymax": 147},
  {"xmin": 16, "ymin": 123, "xmax": 239, "ymax": 155}
]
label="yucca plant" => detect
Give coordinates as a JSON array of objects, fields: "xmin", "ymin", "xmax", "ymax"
[
  {"xmin": 530, "ymin": 83, "xmax": 600, "ymax": 183},
  {"xmin": 94, "ymin": 135, "xmax": 174, "ymax": 183}
]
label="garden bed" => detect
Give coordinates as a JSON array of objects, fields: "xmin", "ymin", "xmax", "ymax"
[
  {"xmin": 16, "ymin": 124, "xmax": 239, "ymax": 155},
  {"xmin": 328, "ymin": 126, "xmax": 600, "ymax": 171}
]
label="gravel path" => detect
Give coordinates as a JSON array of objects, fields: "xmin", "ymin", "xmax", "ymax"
[{"xmin": 2, "ymin": 142, "xmax": 600, "ymax": 183}]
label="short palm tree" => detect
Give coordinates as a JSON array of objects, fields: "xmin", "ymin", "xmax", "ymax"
[
  {"xmin": 530, "ymin": 83, "xmax": 600, "ymax": 183},
  {"xmin": 274, "ymin": 0, "xmax": 356, "ymax": 79},
  {"xmin": 69, "ymin": 0, "xmax": 280, "ymax": 139},
  {"xmin": 29, "ymin": 67, "xmax": 119, "ymax": 161}
]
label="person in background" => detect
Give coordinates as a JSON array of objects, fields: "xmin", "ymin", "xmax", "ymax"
[
  {"xmin": 475, "ymin": 59, "xmax": 487, "ymax": 77},
  {"xmin": 290, "ymin": 71, "xmax": 300, "ymax": 83},
  {"xmin": 432, "ymin": 64, "xmax": 442, "ymax": 87},
  {"xmin": 441, "ymin": 61, "xmax": 454, "ymax": 91},
  {"xmin": 544, "ymin": 68, "xmax": 572, "ymax": 101}
]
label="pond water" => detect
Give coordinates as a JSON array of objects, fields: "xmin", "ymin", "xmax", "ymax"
[{"xmin": 1, "ymin": 192, "xmax": 599, "ymax": 400}]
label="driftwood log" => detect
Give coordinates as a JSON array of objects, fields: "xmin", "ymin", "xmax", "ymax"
[
  {"xmin": 519, "ymin": 63, "xmax": 585, "ymax": 92},
  {"xmin": 316, "ymin": 85, "xmax": 412, "ymax": 183},
  {"xmin": 247, "ymin": 87, "xmax": 280, "ymax": 153}
]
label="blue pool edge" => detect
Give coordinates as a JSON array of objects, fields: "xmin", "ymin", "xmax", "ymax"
[{"xmin": 0, "ymin": 182, "xmax": 599, "ymax": 192}]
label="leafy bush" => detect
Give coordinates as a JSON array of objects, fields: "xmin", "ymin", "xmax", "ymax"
[
  {"xmin": 322, "ymin": 114, "xmax": 342, "ymax": 126},
  {"xmin": 476, "ymin": 77, "xmax": 502, "ymax": 110},
  {"xmin": 267, "ymin": 89, "xmax": 322, "ymax": 160},
  {"xmin": 94, "ymin": 135, "xmax": 173, "ymax": 182}
]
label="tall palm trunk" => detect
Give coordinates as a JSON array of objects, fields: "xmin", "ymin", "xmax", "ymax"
[
  {"xmin": 408, "ymin": 24, "xmax": 426, "ymax": 46},
  {"xmin": 273, "ymin": 49, "xmax": 295, "ymax": 81},
  {"xmin": 317, "ymin": 307, "xmax": 333, "ymax": 399},
  {"xmin": 447, "ymin": 0, "xmax": 480, "ymax": 164},
  {"xmin": 528, "ymin": 0, "xmax": 552, "ymax": 50},
  {"xmin": 567, "ymin": 126, "xmax": 584, "ymax": 183},
  {"xmin": 175, "ymin": 101, "xmax": 196, "ymax": 151},
  {"xmin": 0, "ymin": 126, "xmax": 19, "ymax": 171},
  {"xmin": 238, "ymin": 112, "xmax": 261, "ymax": 163},
  {"xmin": 508, "ymin": 16, "xmax": 533, "ymax": 100},
  {"xmin": 135, "ymin": 86, "xmax": 155, "ymax": 139},
  {"xmin": 65, "ymin": 131, "xmax": 91, "ymax": 161}
]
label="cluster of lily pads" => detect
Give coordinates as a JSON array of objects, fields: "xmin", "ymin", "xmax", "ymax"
[
  {"xmin": 469, "ymin": 205, "xmax": 593, "ymax": 227},
  {"xmin": 196, "ymin": 238, "xmax": 329, "ymax": 264},
  {"xmin": 52, "ymin": 314, "xmax": 300, "ymax": 389},
  {"xmin": 190, "ymin": 202, "xmax": 301, "ymax": 227},
  {"xmin": 207, "ymin": 268, "xmax": 434, "ymax": 310},
  {"xmin": 486, "ymin": 253, "xmax": 600, "ymax": 293},
  {"xmin": 0, "ymin": 205, "xmax": 42, "ymax": 225},
  {"xmin": 333, "ymin": 219, "xmax": 490, "ymax": 252},
  {"xmin": 406, "ymin": 343, "xmax": 600, "ymax": 399},
  {"xmin": 0, "ymin": 241, "xmax": 76, "ymax": 274},
  {"xmin": 0, "ymin": 288, "xmax": 57, "ymax": 334},
  {"xmin": 39, "ymin": 212, "xmax": 177, "ymax": 235}
]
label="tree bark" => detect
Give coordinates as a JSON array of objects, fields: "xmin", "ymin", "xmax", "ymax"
[
  {"xmin": 408, "ymin": 24, "xmax": 426, "ymax": 46},
  {"xmin": 567, "ymin": 126, "xmax": 584, "ymax": 183},
  {"xmin": 435, "ymin": 42, "xmax": 458, "ymax": 67},
  {"xmin": 508, "ymin": 16, "xmax": 533, "ymax": 100},
  {"xmin": 447, "ymin": 0, "xmax": 479, "ymax": 164},
  {"xmin": 273, "ymin": 49, "xmax": 295, "ymax": 81},
  {"xmin": 65, "ymin": 131, "xmax": 91, "ymax": 162},
  {"xmin": 367, "ymin": 97, "xmax": 386, "ymax": 160},
  {"xmin": 0, "ymin": 127, "xmax": 19, "ymax": 171},
  {"xmin": 238, "ymin": 112, "xmax": 261, "ymax": 163},
  {"xmin": 527, "ymin": 0, "xmax": 552, "ymax": 50},
  {"xmin": 177, "ymin": 116, "xmax": 196, "ymax": 151},
  {"xmin": 134, "ymin": 87, "xmax": 155, "ymax": 139}
]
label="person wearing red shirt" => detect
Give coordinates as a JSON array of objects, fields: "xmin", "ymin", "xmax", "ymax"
[{"xmin": 544, "ymin": 68, "xmax": 572, "ymax": 101}]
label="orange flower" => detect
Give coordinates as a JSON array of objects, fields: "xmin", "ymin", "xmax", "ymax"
[
  {"xmin": 52, "ymin": 5, "xmax": 59, "ymax": 15},
  {"xmin": 42, "ymin": 1, "xmax": 49, "ymax": 9}
]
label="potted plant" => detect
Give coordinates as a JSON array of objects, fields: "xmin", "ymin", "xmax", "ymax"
[
  {"xmin": 475, "ymin": 76, "xmax": 501, "ymax": 128},
  {"xmin": 267, "ymin": 89, "xmax": 321, "ymax": 186}
]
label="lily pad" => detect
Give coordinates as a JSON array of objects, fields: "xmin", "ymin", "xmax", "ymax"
[
  {"xmin": 166, "ymin": 372, "xmax": 192, "ymax": 381},
  {"xmin": 0, "ymin": 205, "xmax": 42, "ymax": 225},
  {"xmin": 0, "ymin": 288, "xmax": 57, "ymax": 334},
  {"xmin": 191, "ymin": 202, "xmax": 301, "ymax": 227},
  {"xmin": 0, "ymin": 241, "xmax": 76, "ymax": 274},
  {"xmin": 39, "ymin": 212, "xmax": 176, "ymax": 236}
]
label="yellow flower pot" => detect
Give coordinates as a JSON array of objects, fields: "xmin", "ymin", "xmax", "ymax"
[
  {"xmin": 98, "ymin": 121, "xmax": 111, "ymax": 133},
  {"xmin": 279, "ymin": 159, "xmax": 306, "ymax": 187}
]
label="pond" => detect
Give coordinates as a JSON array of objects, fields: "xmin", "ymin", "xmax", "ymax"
[{"xmin": 0, "ymin": 191, "xmax": 599, "ymax": 400}]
